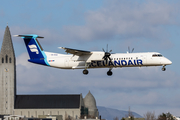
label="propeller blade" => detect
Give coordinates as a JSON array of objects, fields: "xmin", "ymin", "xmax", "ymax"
[
  {"xmin": 102, "ymin": 56, "xmax": 105, "ymax": 59},
  {"xmin": 131, "ymin": 48, "xmax": 134, "ymax": 53},
  {"xmin": 107, "ymin": 56, "xmax": 111, "ymax": 61},
  {"xmin": 105, "ymin": 58, "xmax": 108, "ymax": 65},
  {"xmin": 106, "ymin": 44, "xmax": 108, "ymax": 52},
  {"xmin": 102, "ymin": 48, "xmax": 105, "ymax": 52},
  {"xmin": 128, "ymin": 46, "xmax": 130, "ymax": 53},
  {"xmin": 108, "ymin": 56, "xmax": 114, "ymax": 66},
  {"xmin": 102, "ymin": 44, "xmax": 112, "ymax": 66}
]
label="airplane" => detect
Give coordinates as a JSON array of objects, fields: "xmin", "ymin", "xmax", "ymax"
[{"xmin": 15, "ymin": 34, "xmax": 172, "ymax": 76}]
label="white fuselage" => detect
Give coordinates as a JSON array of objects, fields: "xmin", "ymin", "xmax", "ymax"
[
  {"xmin": 42, "ymin": 51, "xmax": 172, "ymax": 69},
  {"xmin": 15, "ymin": 34, "xmax": 172, "ymax": 75}
]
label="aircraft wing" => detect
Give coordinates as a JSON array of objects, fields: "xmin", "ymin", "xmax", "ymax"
[{"xmin": 59, "ymin": 47, "xmax": 92, "ymax": 56}]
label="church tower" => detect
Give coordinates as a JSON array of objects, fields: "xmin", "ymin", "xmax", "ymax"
[
  {"xmin": 84, "ymin": 91, "xmax": 99, "ymax": 118},
  {"xmin": 0, "ymin": 26, "xmax": 16, "ymax": 115}
]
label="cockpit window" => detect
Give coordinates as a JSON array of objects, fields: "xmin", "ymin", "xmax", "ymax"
[{"xmin": 152, "ymin": 54, "xmax": 163, "ymax": 57}]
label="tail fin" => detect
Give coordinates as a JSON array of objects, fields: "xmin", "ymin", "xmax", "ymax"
[{"xmin": 15, "ymin": 34, "xmax": 49, "ymax": 66}]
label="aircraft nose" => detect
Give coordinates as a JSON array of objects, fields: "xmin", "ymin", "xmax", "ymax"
[
  {"xmin": 161, "ymin": 58, "xmax": 172, "ymax": 65},
  {"xmin": 168, "ymin": 60, "xmax": 172, "ymax": 65},
  {"xmin": 165, "ymin": 59, "xmax": 172, "ymax": 65}
]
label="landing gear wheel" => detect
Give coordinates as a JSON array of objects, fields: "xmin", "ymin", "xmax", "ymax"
[
  {"xmin": 107, "ymin": 71, "xmax": 113, "ymax": 76},
  {"xmin": 162, "ymin": 67, "xmax": 166, "ymax": 71},
  {"xmin": 83, "ymin": 70, "xmax": 89, "ymax": 75}
]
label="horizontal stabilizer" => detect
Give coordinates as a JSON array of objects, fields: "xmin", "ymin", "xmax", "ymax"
[{"xmin": 14, "ymin": 34, "xmax": 44, "ymax": 38}]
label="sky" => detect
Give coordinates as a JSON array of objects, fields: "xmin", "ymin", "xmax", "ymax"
[{"xmin": 1, "ymin": 0, "xmax": 180, "ymax": 117}]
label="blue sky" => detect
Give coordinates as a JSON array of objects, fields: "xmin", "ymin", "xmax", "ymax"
[{"xmin": 1, "ymin": 0, "xmax": 180, "ymax": 117}]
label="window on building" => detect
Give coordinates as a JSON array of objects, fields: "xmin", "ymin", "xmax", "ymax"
[
  {"xmin": 9, "ymin": 58, "xmax": 11, "ymax": 63},
  {"xmin": 6, "ymin": 55, "xmax": 8, "ymax": 63},
  {"xmin": 2, "ymin": 58, "xmax": 4, "ymax": 63}
]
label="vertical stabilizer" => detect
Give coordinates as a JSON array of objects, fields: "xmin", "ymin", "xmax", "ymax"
[{"xmin": 15, "ymin": 34, "xmax": 49, "ymax": 66}]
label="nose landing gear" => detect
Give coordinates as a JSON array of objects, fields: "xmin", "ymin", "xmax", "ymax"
[{"xmin": 162, "ymin": 65, "xmax": 166, "ymax": 71}]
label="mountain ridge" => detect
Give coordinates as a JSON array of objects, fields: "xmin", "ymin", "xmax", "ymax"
[{"xmin": 97, "ymin": 106, "xmax": 143, "ymax": 120}]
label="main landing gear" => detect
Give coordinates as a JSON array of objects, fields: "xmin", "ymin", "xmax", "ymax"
[
  {"xmin": 82, "ymin": 61, "xmax": 113, "ymax": 76},
  {"xmin": 83, "ymin": 62, "xmax": 90, "ymax": 75},
  {"xmin": 107, "ymin": 68, "xmax": 113, "ymax": 76},
  {"xmin": 83, "ymin": 69, "xmax": 113, "ymax": 76},
  {"xmin": 83, "ymin": 69, "xmax": 89, "ymax": 75},
  {"xmin": 162, "ymin": 65, "xmax": 166, "ymax": 71}
]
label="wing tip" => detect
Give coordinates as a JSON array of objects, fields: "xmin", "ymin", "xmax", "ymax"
[
  {"xmin": 14, "ymin": 35, "xmax": 19, "ymax": 37},
  {"xmin": 59, "ymin": 47, "xmax": 65, "ymax": 49}
]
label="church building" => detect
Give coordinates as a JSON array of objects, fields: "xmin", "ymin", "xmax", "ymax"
[{"xmin": 0, "ymin": 26, "xmax": 99, "ymax": 120}]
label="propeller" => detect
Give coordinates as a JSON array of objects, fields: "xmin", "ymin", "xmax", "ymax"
[
  {"xmin": 128, "ymin": 46, "xmax": 134, "ymax": 53},
  {"xmin": 102, "ymin": 44, "xmax": 112, "ymax": 65}
]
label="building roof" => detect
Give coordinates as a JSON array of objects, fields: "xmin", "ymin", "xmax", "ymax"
[
  {"xmin": 0, "ymin": 26, "xmax": 15, "ymax": 58},
  {"xmin": 15, "ymin": 95, "xmax": 81, "ymax": 109},
  {"xmin": 84, "ymin": 91, "xmax": 97, "ymax": 109}
]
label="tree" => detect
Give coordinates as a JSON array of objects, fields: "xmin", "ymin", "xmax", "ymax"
[
  {"xmin": 144, "ymin": 111, "xmax": 156, "ymax": 120},
  {"xmin": 121, "ymin": 117, "xmax": 125, "ymax": 120},
  {"xmin": 114, "ymin": 117, "xmax": 119, "ymax": 120},
  {"xmin": 129, "ymin": 116, "xmax": 134, "ymax": 120},
  {"xmin": 157, "ymin": 112, "xmax": 175, "ymax": 120}
]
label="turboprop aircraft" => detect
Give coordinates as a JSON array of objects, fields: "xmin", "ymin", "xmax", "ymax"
[{"xmin": 15, "ymin": 34, "xmax": 172, "ymax": 76}]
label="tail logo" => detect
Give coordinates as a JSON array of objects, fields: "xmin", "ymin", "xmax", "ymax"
[{"xmin": 28, "ymin": 44, "xmax": 39, "ymax": 54}]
